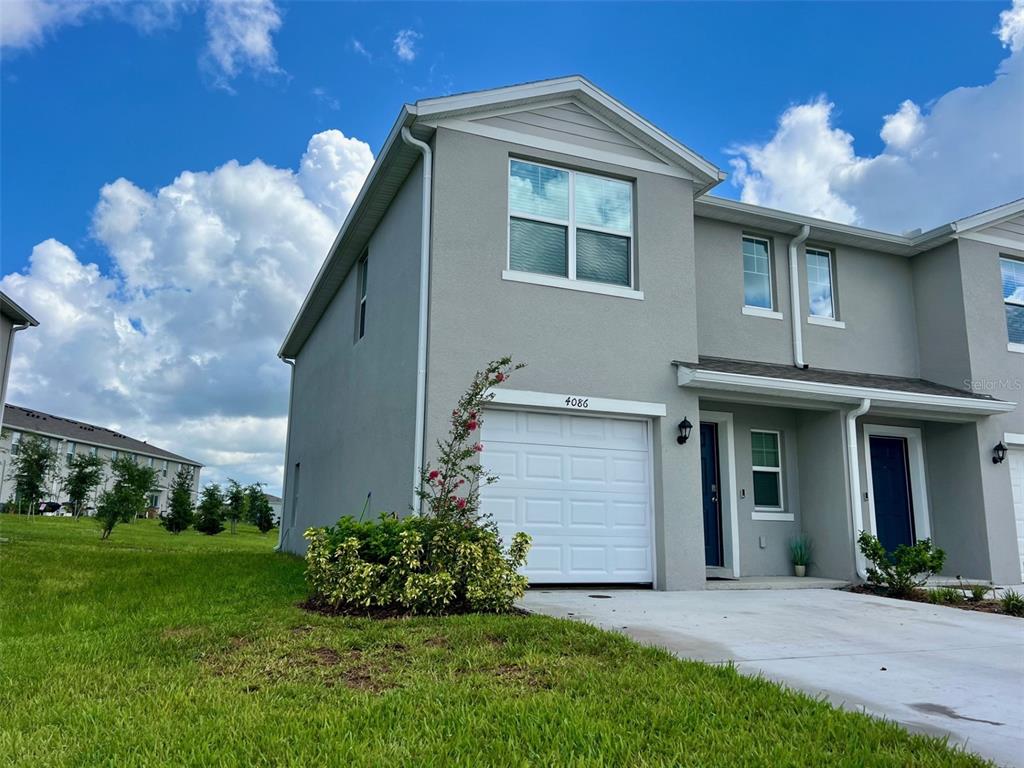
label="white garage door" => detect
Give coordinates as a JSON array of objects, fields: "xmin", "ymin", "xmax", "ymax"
[
  {"xmin": 479, "ymin": 408, "xmax": 653, "ymax": 584},
  {"xmin": 1009, "ymin": 449, "xmax": 1024, "ymax": 581}
]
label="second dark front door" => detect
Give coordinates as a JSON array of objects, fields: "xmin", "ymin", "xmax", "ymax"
[
  {"xmin": 700, "ymin": 422, "xmax": 723, "ymax": 567},
  {"xmin": 868, "ymin": 435, "xmax": 915, "ymax": 552}
]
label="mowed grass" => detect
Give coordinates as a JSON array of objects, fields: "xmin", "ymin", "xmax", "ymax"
[{"xmin": 0, "ymin": 516, "xmax": 990, "ymax": 767}]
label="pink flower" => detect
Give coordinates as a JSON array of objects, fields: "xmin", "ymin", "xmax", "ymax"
[
  {"xmin": 428, "ymin": 470, "xmax": 439, "ymax": 480},
  {"xmin": 466, "ymin": 420, "xmax": 478, "ymax": 431},
  {"xmin": 473, "ymin": 442, "xmax": 484, "ymax": 452},
  {"xmin": 495, "ymin": 372, "xmax": 505, "ymax": 382},
  {"xmin": 456, "ymin": 498, "xmax": 467, "ymax": 510}
]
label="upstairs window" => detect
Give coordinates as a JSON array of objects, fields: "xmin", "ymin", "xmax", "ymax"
[
  {"xmin": 10, "ymin": 431, "xmax": 22, "ymax": 454},
  {"xmin": 66, "ymin": 441, "xmax": 76, "ymax": 467},
  {"xmin": 162, "ymin": 460, "xmax": 169, "ymax": 477},
  {"xmin": 508, "ymin": 159, "xmax": 634, "ymax": 288},
  {"xmin": 751, "ymin": 430, "xmax": 783, "ymax": 511},
  {"xmin": 356, "ymin": 253, "xmax": 368, "ymax": 340},
  {"xmin": 806, "ymin": 248, "xmax": 836, "ymax": 319},
  {"xmin": 1001, "ymin": 256, "xmax": 1024, "ymax": 345},
  {"xmin": 742, "ymin": 236, "xmax": 773, "ymax": 310}
]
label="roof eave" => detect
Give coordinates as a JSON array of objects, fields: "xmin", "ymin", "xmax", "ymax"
[{"xmin": 0, "ymin": 292, "xmax": 39, "ymax": 326}]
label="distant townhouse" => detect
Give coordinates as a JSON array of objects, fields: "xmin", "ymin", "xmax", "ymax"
[
  {"xmin": 0, "ymin": 404, "xmax": 202, "ymax": 514},
  {"xmin": 276, "ymin": 77, "xmax": 1024, "ymax": 589},
  {"xmin": 0, "ymin": 292, "xmax": 38, "ymax": 425}
]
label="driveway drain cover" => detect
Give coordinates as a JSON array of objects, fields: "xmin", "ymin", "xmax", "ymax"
[{"xmin": 588, "ymin": 594, "xmax": 612, "ymax": 599}]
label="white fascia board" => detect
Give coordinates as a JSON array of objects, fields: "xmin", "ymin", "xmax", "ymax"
[
  {"xmin": 488, "ymin": 388, "xmax": 667, "ymax": 417},
  {"xmin": 952, "ymin": 198, "xmax": 1024, "ymax": 233},
  {"xmin": 674, "ymin": 366, "xmax": 1016, "ymax": 415}
]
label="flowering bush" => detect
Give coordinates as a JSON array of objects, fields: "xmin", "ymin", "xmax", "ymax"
[{"xmin": 303, "ymin": 357, "xmax": 531, "ymax": 615}]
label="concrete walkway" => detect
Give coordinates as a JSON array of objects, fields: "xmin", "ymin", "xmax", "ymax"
[{"xmin": 521, "ymin": 588, "xmax": 1024, "ymax": 767}]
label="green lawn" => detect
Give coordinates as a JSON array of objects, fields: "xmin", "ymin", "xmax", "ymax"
[{"xmin": 0, "ymin": 516, "xmax": 990, "ymax": 767}]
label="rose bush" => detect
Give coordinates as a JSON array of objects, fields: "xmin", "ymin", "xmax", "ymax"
[{"xmin": 304, "ymin": 357, "xmax": 531, "ymax": 615}]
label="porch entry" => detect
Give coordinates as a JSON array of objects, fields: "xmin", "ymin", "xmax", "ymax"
[
  {"xmin": 868, "ymin": 435, "xmax": 915, "ymax": 551},
  {"xmin": 700, "ymin": 422, "xmax": 723, "ymax": 567}
]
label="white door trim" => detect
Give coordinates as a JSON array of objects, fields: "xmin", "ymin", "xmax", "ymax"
[
  {"xmin": 699, "ymin": 410, "xmax": 740, "ymax": 580},
  {"xmin": 482, "ymin": 403, "xmax": 659, "ymax": 587},
  {"xmin": 489, "ymin": 388, "xmax": 667, "ymax": 417},
  {"xmin": 862, "ymin": 424, "xmax": 931, "ymax": 542}
]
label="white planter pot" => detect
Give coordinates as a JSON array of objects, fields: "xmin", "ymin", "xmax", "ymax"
[{"xmin": 794, "ymin": 565, "xmax": 806, "ymax": 577}]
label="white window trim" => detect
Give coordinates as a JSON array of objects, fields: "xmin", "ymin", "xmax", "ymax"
[
  {"xmin": 805, "ymin": 246, "xmax": 837, "ymax": 321},
  {"xmin": 1009, "ymin": 342, "xmax": 1024, "ymax": 354},
  {"xmin": 751, "ymin": 429, "xmax": 786, "ymax": 516},
  {"xmin": 507, "ymin": 158, "xmax": 636, "ymax": 292},
  {"xmin": 700, "ymin": 411, "xmax": 741, "ymax": 579},
  {"xmin": 861, "ymin": 424, "xmax": 931, "ymax": 542},
  {"xmin": 742, "ymin": 235, "xmax": 775, "ymax": 312},
  {"xmin": 742, "ymin": 306, "xmax": 783, "ymax": 320},
  {"xmin": 1002, "ymin": 255, "xmax": 1024, "ymax": 349},
  {"xmin": 808, "ymin": 315, "xmax": 846, "ymax": 329}
]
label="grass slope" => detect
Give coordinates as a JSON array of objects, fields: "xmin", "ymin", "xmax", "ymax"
[{"xmin": 0, "ymin": 516, "xmax": 989, "ymax": 767}]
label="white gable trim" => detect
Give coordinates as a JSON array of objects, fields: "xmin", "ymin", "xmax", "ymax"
[{"xmin": 431, "ymin": 118, "xmax": 695, "ymax": 180}]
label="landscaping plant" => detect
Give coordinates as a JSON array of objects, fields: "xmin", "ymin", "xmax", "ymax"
[
  {"xmin": 161, "ymin": 467, "xmax": 195, "ymax": 534},
  {"xmin": 225, "ymin": 479, "xmax": 248, "ymax": 534},
  {"xmin": 926, "ymin": 586, "xmax": 963, "ymax": 605},
  {"xmin": 5, "ymin": 434, "xmax": 58, "ymax": 514},
  {"xmin": 857, "ymin": 532, "xmax": 946, "ymax": 598},
  {"xmin": 1001, "ymin": 589, "xmax": 1024, "ymax": 617},
  {"xmin": 245, "ymin": 482, "xmax": 276, "ymax": 533},
  {"xmin": 194, "ymin": 483, "xmax": 226, "ymax": 535},
  {"xmin": 789, "ymin": 535, "xmax": 812, "ymax": 567},
  {"xmin": 304, "ymin": 357, "xmax": 531, "ymax": 615},
  {"xmin": 96, "ymin": 456, "xmax": 158, "ymax": 539},
  {"xmin": 62, "ymin": 452, "xmax": 105, "ymax": 518}
]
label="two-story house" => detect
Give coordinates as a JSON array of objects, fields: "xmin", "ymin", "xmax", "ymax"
[
  {"xmin": 276, "ymin": 77, "xmax": 1024, "ymax": 590},
  {"xmin": 0, "ymin": 404, "xmax": 202, "ymax": 515}
]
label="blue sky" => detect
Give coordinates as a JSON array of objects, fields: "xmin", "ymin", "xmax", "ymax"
[
  {"xmin": 0, "ymin": 0, "xmax": 1020, "ymax": 491},
  {"xmin": 2, "ymin": 1, "xmax": 1012, "ymax": 275}
]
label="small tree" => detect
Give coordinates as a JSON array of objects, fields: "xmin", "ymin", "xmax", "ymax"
[
  {"xmin": 63, "ymin": 453, "xmax": 105, "ymax": 518},
  {"xmin": 96, "ymin": 456, "xmax": 158, "ymax": 539},
  {"xmin": 416, "ymin": 356, "xmax": 525, "ymax": 525},
  {"xmin": 161, "ymin": 467, "xmax": 195, "ymax": 534},
  {"xmin": 857, "ymin": 531, "xmax": 947, "ymax": 597},
  {"xmin": 7, "ymin": 435, "xmax": 59, "ymax": 514},
  {"xmin": 224, "ymin": 478, "xmax": 248, "ymax": 534},
  {"xmin": 194, "ymin": 483, "xmax": 225, "ymax": 535},
  {"xmin": 245, "ymin": 483, "xmax": 275, "ymax": 533}
]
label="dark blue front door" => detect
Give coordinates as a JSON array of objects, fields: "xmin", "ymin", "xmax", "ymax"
[
  {"xmin": 700, "ymin": 423, "xmax": 723, "ymax": 567},
  {"xmin": 869, "ymin": 436, "xmax": 915, "ymax": 552}
]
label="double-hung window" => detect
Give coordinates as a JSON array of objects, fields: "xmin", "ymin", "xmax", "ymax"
[
  {"xmin": 806, "ymin": 248, "xmax": 836, "ymax": 319},
  {"xmin": 66, "ymin": 441, "xmax": 76, "ymax": 467},
  {"xmin": 356, "ymin": 253, "xmax": 368, "ymax": 341},
  {"xmin": 1001, "ymin": 256, "xmax": 1024, "ymax": 346},
  {"xmin": 751, "ymin": 430, "xmax": 783, "ymax": 511},
  {"xmin": 508, "ymin": 159, "xmax": 634, "ymax": 288},
  {"xmin": 742, "ymin": 236, "xmax": 773, "ymax": 310}
]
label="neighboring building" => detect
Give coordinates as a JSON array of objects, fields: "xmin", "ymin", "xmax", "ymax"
[
  {"xmin": 0, "ymin": 292, "xmax": 38, "ymax": 428},
  {"xmin": 265, "ymin": 492, "xmax": 283, "ymax": 524},
  {"xmin": 276, "ymin": 76, "xmax": 1024, "ymax": 589},
  {"xmin": 0, "ymin": 404, "xmax": 202, "ymax": 514}
]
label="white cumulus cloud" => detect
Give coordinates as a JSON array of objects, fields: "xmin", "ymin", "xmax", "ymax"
[
  {"xmin": 393, "ymin": 28, "xmax": 420, "ymax": 62},
  {"xmin": 202, "ymin": 0, "xmax": 282, "ymax": 88},
  {"xmin": 729, "ymin": 0, "xmax": 1024, "ymax": 233},
  {"xmin": 1, "ymin": 130, "xmax": 374, "ymax": 491}
]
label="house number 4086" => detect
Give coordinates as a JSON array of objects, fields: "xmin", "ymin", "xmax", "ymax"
[{"xmin": 565, "ymin": 397, "xmax": 590, "ymax": 408}]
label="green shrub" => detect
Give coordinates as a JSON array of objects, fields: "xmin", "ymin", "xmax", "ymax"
[
  {"xmin": 1001, "ymin": 589, "xmax": 1024, "ymax": 617},
  {"xmin": 964, "ymin": 582, "xmax": 993, "ymax": 603},
  {"xmin": 926, "ymin": 586, "xmax": 963, "ymax": 605},
  {"xmin": 304, "ymin": 515, "xmax": 530, "ymax": 614},
  {"xmin": 857, "ymin": 532, "xmax": 946, "ymax": 598},
  {"xmin": 304, "ymin": 357, "xmax": 532, "ymax": 615}
]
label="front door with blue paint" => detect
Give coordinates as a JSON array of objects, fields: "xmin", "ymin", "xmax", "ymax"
[
  {"xmin": 868, "ymin": 435, "xmax": 915, "ymax": 552},
  {"xmin": 700, "ymin": 422, "xmax": 723, "ymax": 567}
]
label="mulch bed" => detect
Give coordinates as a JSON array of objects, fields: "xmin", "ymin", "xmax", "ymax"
[{"xmin": 847, "ymin": 584, "xmax": 1020, "ymax": 617}]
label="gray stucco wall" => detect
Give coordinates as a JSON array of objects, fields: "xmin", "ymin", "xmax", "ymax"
[
  {"xmin": 424, "ymin": 126, "xmax": 705, "ymax": 589},
  {"xmin": 694, "ymin": 217, "xmax": 921, "ymax": 376},
  {"xmin": 281, "ymin": 159, "xmax": 423, "ymax": 552}
]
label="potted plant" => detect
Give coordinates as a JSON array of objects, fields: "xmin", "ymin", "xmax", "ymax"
[{"xmin": 790, "ymin": 534, "xmax": 812, "ymax": 577}]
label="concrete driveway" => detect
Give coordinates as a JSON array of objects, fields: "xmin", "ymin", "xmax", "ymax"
[{"xmin": 522, "ymin": 588, "xmax": 1024, "ymax": 767}]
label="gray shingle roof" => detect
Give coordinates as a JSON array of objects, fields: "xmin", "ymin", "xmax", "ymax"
[
  {"xmin": 686, "ymin": 357, "xmax": 997, "ymax": 402},
  {"xmin": 2, "ymin": 404, "xmax": 201, "ymax": 466}
]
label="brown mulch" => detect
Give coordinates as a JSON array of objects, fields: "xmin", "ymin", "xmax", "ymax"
[{"xmin": 847, "ymin": 584, "xmax": 1021, "ymax": 617}]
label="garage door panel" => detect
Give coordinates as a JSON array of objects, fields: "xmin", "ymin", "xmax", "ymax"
[{"xmin": 482, "ymin": 409, "xmax": 653, "ymax": 584}]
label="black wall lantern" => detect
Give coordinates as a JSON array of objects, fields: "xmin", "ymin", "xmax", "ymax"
[
  {"xmin": 677, "ymin": 417, "xmax": 693, "ymax": 445},
  {"xmin": 993, "ymin": 441, "xmax": 1008, "ymax": 464}
]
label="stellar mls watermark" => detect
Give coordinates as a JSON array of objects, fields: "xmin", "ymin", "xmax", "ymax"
[{"xmin": 964, "ymin": 377, "xmax": 1024, "ymax": 393}]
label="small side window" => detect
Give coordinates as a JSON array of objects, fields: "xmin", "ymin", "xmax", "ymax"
[
  {"xmin": 751, "ymin": 430, "xmax": 783, "ymax": 511},
  {"xmin": 806, "ymin": 248, "xmax": 836, "ymax": 319},
  {"xmin": 742, "ymin": 236, "xmax": 774, "ymax": 310},
  {"xmin": 356, "ymin": 253, "xmax": 369, "ymax": 341}
]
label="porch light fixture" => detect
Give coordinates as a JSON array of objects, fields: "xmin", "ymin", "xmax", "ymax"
[
  {"xmin": 677, "ymin": 417, "xmax": 693, "ymax": 445},
  {"xmin": 993, "ymin": 442, "xmax": 1008, "ymax": 464}
]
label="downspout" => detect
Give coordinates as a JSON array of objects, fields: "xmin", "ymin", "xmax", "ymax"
[
  {"xmin": 275, "ymin": 356, "xmax": 296, "ymax": 552},
  {"xmin": 400, "ymin": 126, "xmax": 432, "ymax": 515},
  {"xmin": 788, "ymin": 225, "xmax": 811, "ymax": 369},
  {"xmin": 0, "ymin": 323, "xmax": 31, "ymax": 428},
  {"xmin": 846, "ymin": 398, "xmax": 871, "ymax": 580}
]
